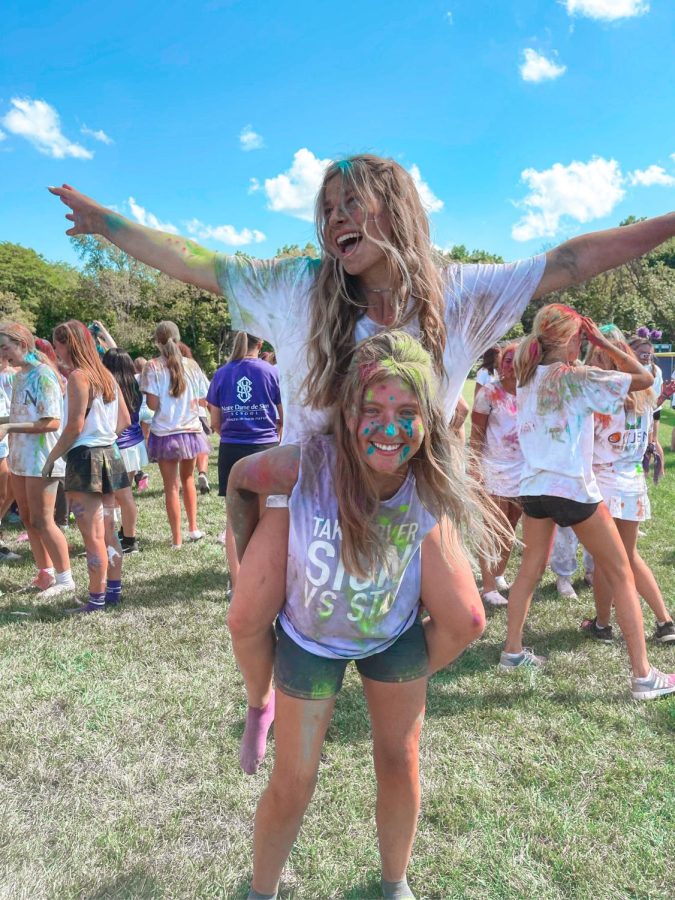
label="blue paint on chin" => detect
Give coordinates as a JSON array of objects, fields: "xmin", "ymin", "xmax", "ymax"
[{"xmin": 385, "ymin": 423, "xmax": 396, "ymax": 437}]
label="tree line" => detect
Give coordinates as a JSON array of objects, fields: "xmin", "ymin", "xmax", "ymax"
[{"xmin": 1, "ymin": 219, "xmax": 673, "ymax": 376}]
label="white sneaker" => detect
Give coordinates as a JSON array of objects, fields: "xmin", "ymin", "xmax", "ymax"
[
  {"xmin": 40, "ymin": 580, "xmax": 76, "ymax": 599},
  {"xmin": 556, "ymin": 576, "xmax": 578, "ymax": 599},
  {"xmin": 495, "ymin": 575, "xmax": 510, "ymax": 592},
  {"xmin": 482, "ymin": 590, "xmax": 508, "ymax": 607},
  {"xmin": 188, "ymin": 530, "xmax": 205, "ymax": 542}
]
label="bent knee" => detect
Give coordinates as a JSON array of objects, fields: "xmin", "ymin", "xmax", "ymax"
[
  {"xmin": 267, "ymin": 770, "xmax": 317, "ymax": 811},
  {"xmin": 227, "ymin": 600, "xmax": 274, "ymax": 639}
]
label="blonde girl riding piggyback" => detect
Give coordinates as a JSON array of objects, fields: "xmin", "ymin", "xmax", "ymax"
[
  {"xmin": 49, "ymin": 158, "xmax": 675, "ymax": 758},
  {"xmin": 227, "ymin": 331, "xmax": 506, "ymax": 900},
  {"xmin": 501, "ymin": 304, "xmax": 675, "ymax": 700}
]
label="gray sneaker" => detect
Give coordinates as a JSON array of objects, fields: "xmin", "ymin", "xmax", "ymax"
[
  {"xmin": 630, "ymin": 667, "xmax": 675, "ymax": 701},
  {"xmin": 0, "ymin": 545, "xmax": 20, "ymax": 562},
  {"xmin": 499, "ymin": 647, "xmax": 547, "ymax": 670}
]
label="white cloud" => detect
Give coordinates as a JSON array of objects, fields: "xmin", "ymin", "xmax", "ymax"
[
  {"xmin": 0, "ymin": 130, "xmax": 5, "ymax": 141},
  {"xmin": 445, "ymin": 11, "xmax": 453, "ymax": 25},
  {"xmin": 81, "ymin": 125, "xmax": 113, "ymax": 145},
  {"xmin": 239, "ymin": 125, "xmax": 264, "ymax": 151},
  {"xmin": 512, "ymin": 156, "xmax": 625, "ymax": 241},
  {"xmin": 248, "ymin": 177, "xmax": 261, "ymax": 193},
  {"xmin": 629, "ymin": 165, "xmax": 675, "ymax": 187},
  {"xmin": 564, "ymin": 1, "xmax": 649, "ymax": 21},
  {"xmin": 264, "ymin": 148, "xmax": 332, "ymax": 221},
  {"xmin": 186, "ymin": 218, "xmax": 266, "ymax": 247},
  {"xmin": 408, "ymin": 164, "xmax": 444, "ymax": 213},
  {"xmin": 127, "ymin": 197, "xmax": 179, "ymax": 234},
  {"xmin": 520, "ymin": 49, "xmax": 566, "ymax": 83},
  {"xmin": 1, "ymin": 97, "xmax": 93, "ymax": 159}
]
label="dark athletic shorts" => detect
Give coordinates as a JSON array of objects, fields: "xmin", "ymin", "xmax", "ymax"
[
  {"xmin": 653, "ymin": 410, "xmax": 661, "ymax": 422},
  {"xmin": 274, "ymin": 617, "xmax": 428, "ymax": 700},
  {"xmin": 519, "ymin": 495, "xmax": 599, "ymax": 528},
  {"xmin": 65, "ymin": 444, "xmax": 130, "ymax": 495},
  {"xmin": 217, "ymin": 441, "xmax": 279, "ymax": 496}
]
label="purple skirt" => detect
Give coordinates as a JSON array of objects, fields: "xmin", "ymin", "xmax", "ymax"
[{"xmin": 147, "ymin": 430, "xmax": 210, "ymax": 461}]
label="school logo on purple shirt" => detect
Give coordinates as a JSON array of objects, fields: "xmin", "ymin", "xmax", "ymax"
[{"xmin": 236, "ymin": 376, "xmax": 253, "ymax": 403}]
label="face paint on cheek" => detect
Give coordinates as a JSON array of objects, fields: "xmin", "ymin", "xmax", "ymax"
[
  {"xmin": 398, "ymin": 418, "xmax": 414, "ymax": 438},
  {"xmin": 417, "ymin": 423, "xmax": 424, "ymax": 437},
  {"xmin": 400, "ymin": 446, "xmax": 410, "ymax": 462},
  {"xmin": 367, "ymin": 445, "xmax": 375, "ymax": 455}
]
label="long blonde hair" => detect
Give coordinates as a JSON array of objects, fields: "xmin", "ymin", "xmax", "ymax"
[
  {"xmin": 303, "ymin": 155, "xmax": 447, "ymax": 408},
  {"xmin": 52, "ymin": 320, "xmax": 116, "ymax": 400},
  {"xmin": 334, "ymin": 331, "xmax": 508, "ymax": 579},
  {"xmin": 514, "ymin": 304, "xmax": 582, "ymax": 387},
  {"xmin": 154, "ymin": 321, "xmax": 186, "ymax": 397},
  {"xmin": 587, "ymin": 326, "xmax": 655, "ymax": 414}
]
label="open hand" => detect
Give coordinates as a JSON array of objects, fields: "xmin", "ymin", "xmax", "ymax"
[
  {"xmin": 580, "ymin": 316, "xmax": 607, "ymax": 349},
  {"xmin": 48, "ymin": 184, "xmax": 107, "ymax": 236},
  {"xmin": 41, "ymin": 460, "xmax": 54, "ymax": 479}
]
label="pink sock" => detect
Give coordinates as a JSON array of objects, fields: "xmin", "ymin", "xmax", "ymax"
[{"xmin": 239, "ymin": 693, "xmax": 276, "ymax": 775}]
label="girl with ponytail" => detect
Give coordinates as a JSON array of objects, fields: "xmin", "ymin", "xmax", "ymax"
[
  {"xmin": 502, "ymin": 304, "xmax": 675, "ymax": 700},
  {"xmin": 0, "ymin": 322, "xmax": 75, "ymax": 597},
  {"xmin": 140, "ymin": 321, "xmax": 210, "ymax": 548}
]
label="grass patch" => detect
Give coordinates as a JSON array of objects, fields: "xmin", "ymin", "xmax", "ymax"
[{"xmin": 1, "ymin": 397, "xmax": 673, "ymax": 898}]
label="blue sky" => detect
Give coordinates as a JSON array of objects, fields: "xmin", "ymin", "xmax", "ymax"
[{"xmin": 1, "ymin": 0, "xmax": 674, "ymax": 268}]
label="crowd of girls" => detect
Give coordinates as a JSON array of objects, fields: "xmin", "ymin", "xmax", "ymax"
[{"xmin": 42, "ymin": 155, "xmax": 675, "ymax": 900}]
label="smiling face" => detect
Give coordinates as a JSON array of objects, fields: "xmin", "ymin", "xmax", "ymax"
[
  {"xmin": 53, "ymin": 337, "xmax": 72, "ymax": 368},
  {"xmin": 355, "ymin": 374, "xmax": 425, "ymax": 487},
  {"xmin": 498, "ymin": 347, "xmax": 516, "ymax": 380},
  {"xmin": 0, "ymin": 335, "xmax": 27, "ymax": 367},
  {"xmin": 321, "ymin": 176, "xmax": 393, "ymax": 284},
  {"xmin": 633, "ymin": 341, "xmax": 653, "ymax": 366}
]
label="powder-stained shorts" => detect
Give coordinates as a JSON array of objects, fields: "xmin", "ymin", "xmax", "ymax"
[
  {"xmin": 65, "ymin": 444, "xmax": 130, "ymax": 495},
  {"xmin": 274, "ymin": 618, "xmax": 428, "ymax": 700}
]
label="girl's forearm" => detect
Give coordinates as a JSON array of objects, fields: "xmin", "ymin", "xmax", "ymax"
[
  {"xmin": 4, "ymin": 421, "xmax": 59, "ymax": 435},
  {"xmin": 47, "ymin": 426, "xmax": 80, "ymax": 462},
  {"xmin": 226, "ymin": 490, "xmax": 261, "ymax": 561},
  {"xmin": 98, "ymin": 211, "xmax": 219, "ymax": 290}
]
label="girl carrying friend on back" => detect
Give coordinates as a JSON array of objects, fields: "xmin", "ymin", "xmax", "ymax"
[
  {"xmin": 50, "ymin": 157, "xmax": 675, "ymax": 763},
  {"xmin": 43, "ymin": 321, "xmax": 131, "ymax": 612},
  {"xmin": 228, "ymin": 332, "xmax": 500, "ymax": 900},
  {"xmin": 140, "ymin": 322, "xmax": 210, "ymax": 549},
  {"xmin": 0, "ymin": 322, "xmax": 74, "ymax": 594},
  {"xmin": 501, "ymin": 304, "xmax": 675, "ymax": 700},
  {"xmin": 581, "ymin": 325, "xmax": 675, "ymax": 645},
  {"xmin": 470, "ymin": 340, "xmax": 522, "ymax": 606}
]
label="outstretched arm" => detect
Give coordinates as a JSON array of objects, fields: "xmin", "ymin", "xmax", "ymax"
[
  {"xmin": 534, "ymin": 213, "xmax": 675, "ymax": 298},
  {"xmin": 226, "ymin": 444, "xmax": 300, "ymax": 560},
  {"xmin": 48, "ymin": 184, "xmax": 221, "ymax": 294}
]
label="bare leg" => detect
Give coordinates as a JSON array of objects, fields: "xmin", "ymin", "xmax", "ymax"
[
  {"xmin": 591, "ymin": 560, "xmax": 614, "ymax": 627},
  {"xmin": 362, "ymin": 676, "xmax": 426, "ymax": 886},
  {"xmin": 116, "ymin": 475, "xmax": 138, "ymax": 538},
  {"xmin": 157, "ymin": 459, "xmax": 182, "ymax": 545},
  {"xmin": 572, "ymin": 505, "xmax": 649, "ymax": 677},
  {"xmin": 0, "ymin": 458, "xmax": 8, "ymax": 521},
  {"xmin": 24, "ymin": 477, "xmax": 71, "ymax": 573},
  {"xmin": 12, "ymin": 473, "xmax": 52, "ymax": 570},
  {"xmin": 179, "ymin": 457, "xmax": 199, "ymax": 532},
  {"xmin": 103, "ymin": 497, "xmax": 124, "ymax": 582},
  {"xmin": 421, "ymin": 522, "xmax": 485, "ymax": 674},
  {"xmin": 250, "ymin": 690, "xmax": 334, "ymax": 896},
  {"xmin": 69, "ymin": 491, "xmax": 107, "ymax": 593},
  {"xmin": 478, "ymin": 496, "xmax": 519, "ymax": 593},
  {"xmin": 504, "ymin": 515, "xmax": 557, "ymax": 654}
]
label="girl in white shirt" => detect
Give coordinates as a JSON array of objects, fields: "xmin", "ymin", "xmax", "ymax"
[
  {"xmin": 44, "ymin": 320, "xmax": 131, "ymax": 612},
  {"xmin": 583, "ymin": 325, "xmax": 674, "ymax": 644},
  {"xmin": 140, "ymin": 321, "xmax": 210, "ymax": 549},
  {"xmin": 470, "ymin": 340, "xmax": 523, "ymax": 606},
  {"xmin": 502, "ymin": 304, "xmax": 674, "ymax": 701},
  {"xmin": 0, "ymin": 322, "xmax": 73, "ymax": 594},
  {"xmin": 227, "ymin": 331, "xmax": 501, "ymax": 900}
]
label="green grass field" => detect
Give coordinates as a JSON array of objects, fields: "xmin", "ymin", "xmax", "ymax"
[{"xmin": 1, "ymin": 389, "xmax": 673, "ymax": 899}]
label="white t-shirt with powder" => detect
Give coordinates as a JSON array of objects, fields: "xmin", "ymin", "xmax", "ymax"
[
  {"xmin": 593, "ymin": 404, "xmax": 653, "ymax": 495},
  {"xmin": 215, "ymin": 254, "xmax": 545, "ymax": 444},
  {"xmin": 517, "ymin": 364, "xmax": 632, "ymax": 503},
  {"xmin": 140, "ymin": 357, "xmax": 209, "ymax": 436},
  {"xmin": 280, "ymin": 434, "xmax": 437, "ymax": 659},
  {"xmin": 473, "ymin": 380, "xmax": 523, "ymax": 498},
  {"xmin": 8, "ymin": 364, "xmax": 65, "ymax": 478}
]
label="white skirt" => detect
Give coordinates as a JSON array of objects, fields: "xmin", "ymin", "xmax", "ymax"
[{"xmin": 120, "ymin": 441, "xmax": 149, "ymax": 474}]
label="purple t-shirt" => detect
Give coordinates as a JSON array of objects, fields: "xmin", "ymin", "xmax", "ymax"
[{"xmin": 207, "ymin": 358, "xmax": 281, "ymax": 444}]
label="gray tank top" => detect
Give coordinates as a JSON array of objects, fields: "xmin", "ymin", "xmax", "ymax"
[{"xmin": 279, "ymin": 434, "xmax": 436, "ymax": 659}]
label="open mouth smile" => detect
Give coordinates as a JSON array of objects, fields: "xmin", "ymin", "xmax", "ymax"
[
  {"xmin": 336, "ymin": 231, "xmax": 362, "ymax": 257},
  {"xmin": 370, "ymin": 441, "xmax": 403, "ymax": 455}
]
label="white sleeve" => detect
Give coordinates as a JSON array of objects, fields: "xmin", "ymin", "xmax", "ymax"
[
  {"xmin": 444, "ymin": 256, "xmax": 546, "ymax": 361},
  {"xmin": 214, "ymin": 255, "xmax": 317, "ymax": 347},
  {"xmin": 578, "ymin": 368, "xmax": 632, "ymax": 416}
]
